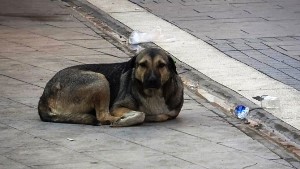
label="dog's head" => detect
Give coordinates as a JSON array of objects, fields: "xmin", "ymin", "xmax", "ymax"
[{"xmin": 134, "ymin": 48, "xmax": 177, "ymax": 89}]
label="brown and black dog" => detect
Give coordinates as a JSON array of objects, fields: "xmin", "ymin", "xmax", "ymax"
[{"xmin": 38, "ymin": 48, "xmax": 184, "ymax": 127}]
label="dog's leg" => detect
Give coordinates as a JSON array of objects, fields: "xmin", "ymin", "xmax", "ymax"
[
  {"xmin": 94, "ymin": 101, "xmax": 119, "ymax": 125},
  {"xmin": 88, "ymin": 76, "xmax": 119, "ymax": 125},
  {"xmin": 145, "ymin": 114, "xmax": 170, "ymax": 122},
  {"xmin": 39, "ymin": 107, "xmax": 99, "ymax": 125},
  {"xmin": 145, "ymin": 110, "xmax": 179, "ymax": 122},
  {"xmin": 38, "ymin": 92, "xmax": 99, "ymax": 125},
  {"xmin": 110, "ymin": 108, "xmax": 145, "ymax": 127},
  {"xmin": 55, "ymin": 114, "xmax": 99, "ymax": 125}
]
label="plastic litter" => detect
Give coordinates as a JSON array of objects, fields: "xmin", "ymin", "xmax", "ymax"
[
  {"xmin": 129, "ymin": 44, "xmax": 144, "ymax": 53},
  {"xmin": 234, "ymin": 105, "xmax": 249, "ymax": 119},
  {"xmin": 253, "ymin": 95, "xmax": 281, "ymax": 116},
  {"xmin": 128, "ymin": 27, "xmax": 176, "ymax": 45},
  {"xmin": 260, "ymin": 95, "xmax": 280, "ymax": 109},
  {"xmin": 253, "ymin": 95, "xmax": 280, "ymax": 109}
]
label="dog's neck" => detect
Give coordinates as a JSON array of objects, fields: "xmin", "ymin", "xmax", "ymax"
[
  {"xmin": 143, "ymin": 88, "xmax": 163, "ymax": 97},
  {"xmin": 139, "ymin": 88, "xmax": 170, "ymax": 115}
]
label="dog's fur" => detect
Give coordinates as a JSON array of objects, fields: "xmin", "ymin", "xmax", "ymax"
[{"xmin": 38, "ymin": 48, "xmax": 184, "ymax": 126}]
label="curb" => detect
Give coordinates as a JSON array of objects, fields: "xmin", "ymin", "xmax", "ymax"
[{"xmin": 62, "ymin": 0, "xmax": 300, "ymax": 163}]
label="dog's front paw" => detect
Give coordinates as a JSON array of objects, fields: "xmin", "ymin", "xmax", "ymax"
[{"xmin": 111, "ymin": 111, "xmax": 145, "ymax": 127}]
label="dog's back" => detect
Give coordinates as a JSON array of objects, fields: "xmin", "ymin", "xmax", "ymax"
[{"xmin": 71, "ymin": 62, "xmax": 132, "ymax": 105}]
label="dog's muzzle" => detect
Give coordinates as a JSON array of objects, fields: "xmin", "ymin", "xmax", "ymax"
[{"xmin": 144, "ymin": 71, "xmax": 161, "ymax": 89}]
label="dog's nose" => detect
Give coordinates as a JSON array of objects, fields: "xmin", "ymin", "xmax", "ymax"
[
  {"xmin": 148, "ymin": 72, "xmax": 157, "ymax": 82},
  {"xmin": 145, "ymin": 71, "xmax": 161, "ymax": 89}
]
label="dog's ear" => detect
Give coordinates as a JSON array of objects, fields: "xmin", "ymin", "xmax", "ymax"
[
  {"xmin": 128, "ymin": 55, "xmax": 137, "ymax": 68},
  {"xmin": 168, "ymin": 55, "xmax": 178, "ymax": 74}
]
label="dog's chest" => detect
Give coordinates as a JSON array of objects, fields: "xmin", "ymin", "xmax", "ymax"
[{"xmin": 139, "ymin": 95, "xmax": 170, "ymax": 115}]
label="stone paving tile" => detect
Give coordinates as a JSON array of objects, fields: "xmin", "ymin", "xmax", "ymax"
[
  {"xmin": 6, "ymin": 37, "xmax": 66, "ymax": 47},
  {"xmin": 0, "ymin": 58, "xmax": 57, "ymax": 86},
  {"xmin": 171, "ymin": 151, "xmax": 291, "ymax": 169},
  {"xmin": 0, "ymin": 53, "xmax": 77, "ymax": 73},
  {"xmin": 0, "ymin": 0, "xmax": 68, "ymax": 15},
  {"xmin": 279, "ymin": 44, "xmax": 300, "ymax": 51},
  {"xmin": 0, "ymin": 155, "xmax": 31, "ymax": 169},
  {"xmin": 263, "ymin": 39, "xmax": 300, "ymax": 47},
  {"xmin": 0, "ymin": 41, "xmax": 36, "ymax": 53},
  {"xmin": 260, "ymin": 37, "xmax": 282, "ymax": 42},
  {"xmin": 241, "ymin": 50, "xmax": 292, "ymax": 69},
  {"xmin": 223, "ymin": 46, "xmax": 300, "ymax": 88},
  {"xmin": 45, "ymin": 21, "xmax": 89, "ymax": 28},
  {"xmin": 31, "ymin": 162, "xmax": 119, "ymax": 169},
  {"xmin": 258, "ymin": 49, "xmax": 300, "ymax": 68},
  {"xmin": 45, "ymin": 31, "xmax": 100, "ymax": 41},
  {"xmin": 271, "ymin": 45, "xmax": 298, "ymax": 57},
  {"xmin": 211, "ymin": 39, "xmax": 233, "ymax": 44},
  {"xmin": 224, "ymin": 51, "xmax": 266, "ymax": 67},
  {"xmin": 219, "ymin": 138, "xmax": 281, "ymax": 160},
  {"xmin": 86, "ymin": 148, "xmax": 203, "ymax": 169},
  {"xmin": 246, "ymin": 42, "xmax": 271, "ymax": 50},
  {"xmin": 67, "ymin": 27, "xmax": 100, "ymax": 37},
  {"xmin": 0, "ymin": 97, "xmax": 39, "ymax": 118},
  {"xmin": 64, "ymin": 39, "xmax": 115, "ymax": 49},
  {"xmin": 3, "ymin": 146, "xmax": 94, "ymax": 167},
  {"xmin": 0, "ymin": 29, "xmax": 44, "ymax": 40},
  {"xmin": 37, "ymin": 45, "xmax": 101, "ymax": 56},
  {"xmin": 270, "ymin": 76, "xmax": 300, "ymax": 90},
  {"xmin": 0, "ymin": 76, "xmax": 43, "ymax": 108},
  {"xmin": 63, "ymin": 54, "xmax": 127, "ymax": 64},
  {"xmin": 279, "ymin": 68, "xmax": 300, "ymax": 80},
  {"xmin": 0, "ymin": 129, "xmax": 52, "ymax": 151},
  {"xmin": 24, "ymin": 26, "xmax": 75, "ymax": 36},
  {"xmin": 213, "ymin": 44, "xmax": 237, "ymax": 52},
  {"xmin": 141, "ymin": 3, "xmax": 199, "ymax": 18},
  {"xmin": 217, "ymin": 17, "xmax": 267, "ymax": 23},
  {"xmin": 168, "ymin": 124, "xmax": 251, "ymax": 143},
  {"xmin": 205, "ymin": 10, "xmax": 253, "ymax": 19},
  {"xmin": 103, "ymin": 126, "xmax": 236, "ymax": 153},
  {"xmin": 244, "ymin": 38, "xmax": 265, "ymax": 43},
  {"xmin": 229, "ymin": 43, "xmax": 253, "ymax": 51},
  {"xmin": 95, "ymin": 48, "xmax": 130, "ymax": 58}
]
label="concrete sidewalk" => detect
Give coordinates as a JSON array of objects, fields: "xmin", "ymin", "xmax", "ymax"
[{"xmin": 0, "ymin": 0, "xmax": 299, "ymax": 168}]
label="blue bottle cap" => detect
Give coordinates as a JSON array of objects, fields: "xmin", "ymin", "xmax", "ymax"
[{"xmin": 234, "ymin": 105, "xmax": 249, "ymax": 119}]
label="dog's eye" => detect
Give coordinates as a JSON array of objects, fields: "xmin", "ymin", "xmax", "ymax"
[
  {"xmin": 158, "ymin": 63, "xmax": 166, "ymax": 68},
  {"xmin": 139, "ymin": 62, "xmax": 147, "ymax": 68}
]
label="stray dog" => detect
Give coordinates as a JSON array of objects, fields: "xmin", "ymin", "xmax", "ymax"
[{"xmin": 38, "ymin": 48, "xmax": 184, "ymax": 127}]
